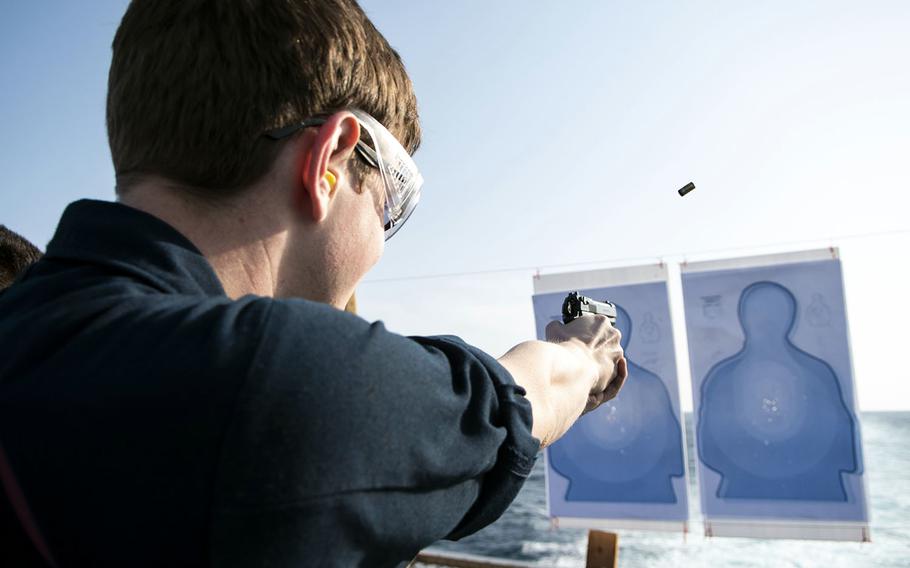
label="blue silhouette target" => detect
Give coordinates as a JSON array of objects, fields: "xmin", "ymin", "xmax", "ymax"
[
  {"xmin": 533, "ymin": 278, "xmax": 688, "ymax": 523},
  {"xmin": 699, "ymin": 282, "xmax": 857, "ymax": 501},
  {"xmin": 549, "ymin": 305, "xmax": 684, "ymax": 502},
  {"xmin": 683, "ymin": 255, "xmax": 868, "ymax": 526}
]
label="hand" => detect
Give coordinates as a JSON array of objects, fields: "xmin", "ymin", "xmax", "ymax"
[{"xmin": 545, "ymin": 315, "xmax": 628, "ymax": 414}]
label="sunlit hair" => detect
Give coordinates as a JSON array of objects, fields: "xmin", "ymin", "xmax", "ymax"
[{"xmin": 107, "ymin": 0, "xmax": 421, "ymax": 196}]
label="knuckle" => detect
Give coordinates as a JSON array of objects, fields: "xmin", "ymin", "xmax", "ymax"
[{"xmin": 545, "ymin": 321, "xmax": 567, "ymax": 342}]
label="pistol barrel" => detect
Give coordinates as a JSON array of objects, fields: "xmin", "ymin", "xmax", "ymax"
[{"xmin": 561, "ymin": 292, "xmax": 617, "ymax": 324}]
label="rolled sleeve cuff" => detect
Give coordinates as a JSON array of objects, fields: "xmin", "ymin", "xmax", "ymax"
[{"xmin": 419, "ymin": 336, "xmax": 540, "ymax": 540}]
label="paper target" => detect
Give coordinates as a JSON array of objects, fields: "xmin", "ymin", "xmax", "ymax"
[
  {"xmin": 533, "ymin": 265, "xmax": 688, "ymax": 527},
  {"xmin": 682, "ymin": 250, "xmax": 869, "ymax": 539}
]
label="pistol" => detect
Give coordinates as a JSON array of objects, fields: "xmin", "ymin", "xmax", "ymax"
[{"xmin": 562, "ymin": 292, "xmax": 617, "ymax": 325}]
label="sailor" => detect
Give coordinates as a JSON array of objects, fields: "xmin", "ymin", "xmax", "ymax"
[{"xmin": 0, "ymin": 1, "xmax": 627, "ymax": 566}]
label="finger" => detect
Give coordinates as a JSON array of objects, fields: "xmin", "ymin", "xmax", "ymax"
[
  {"xmin": 583, "ymin": 392, "xmax": 604, "ymax": 414},
  {"xmin": 545, "ymin": 320, "xmax": 564, "ymax": 341},
  {"xmin": 604, "ymin": 326, "xmax": 621, "ymax": 345},
  {"xmin": 591, "ymin": 314, "xmax": 611, "ymax": 338},
  {"xmin": 602, "ymin": 359, "xmax": 628, "ymax": 401},
  {"xmin": 616, "ymin": 356, "xmax": 628, "ymax": 381}
]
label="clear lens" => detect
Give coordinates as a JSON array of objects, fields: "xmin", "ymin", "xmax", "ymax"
[{"xmin": 350, "ymin": 109, "xmax": 423, "ymax": 240}]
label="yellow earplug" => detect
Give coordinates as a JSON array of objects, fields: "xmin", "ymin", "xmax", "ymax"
[{"xmin": 324, "ymin": 171, "xmax": 337, "ymax": 189}]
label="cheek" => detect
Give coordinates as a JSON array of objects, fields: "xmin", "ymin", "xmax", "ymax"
[
  {"xmin": 366, "ymin": 178, "xmax": 386, "ymax": 242},
  {"xmin": 371, "ymin": 232, "xmax": 385, "ymax": 268},
  {"xmin": 368, "ymin": 208, "xmax": 385, "ymax": 263},
  {"xmin": 357, "ymin": 184, "xmax": 385, "ymax": 268},
  {"xmin": 368, "ymin": 176, "xmax": 386, "ymax": 222}
]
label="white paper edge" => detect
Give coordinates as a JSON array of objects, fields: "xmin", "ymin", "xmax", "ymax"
[
  {"xmin": 703, "ymin": 518, "xmax": 870, "ymax": 542},
  {"xmin": 838, "ymin": 250, "xmax": 872, "ymax": 525},
  {"xmin": 681, "ymin": 248, "xmax": 839, "ymax": 274},
  {"xmin": 683, "ymin": 247, "xmax": 871, "ymax": 538},
  {"xmin": 533, "ymin": 263, "xmax": 668, "ymax": 294},
  {"xmin": 553, "ymin": 516, "xmax": 688, "ymax": 534},
  {"xmin": 664, "ymin": 262, "xmax": 694, "ymax": 525},
  {"xmin": 537, "ymin": 264, "xmax": 690, "ymax": 529}
]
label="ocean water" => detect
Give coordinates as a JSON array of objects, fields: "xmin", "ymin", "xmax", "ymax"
[{"xmin": 430, "ymin": 412, "xmax": 910, "ymax": 567}]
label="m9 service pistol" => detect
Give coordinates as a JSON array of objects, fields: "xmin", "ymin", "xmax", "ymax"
[{"xmin": 561, "ymin": 292, "xmax": 617, "ymax": 325}]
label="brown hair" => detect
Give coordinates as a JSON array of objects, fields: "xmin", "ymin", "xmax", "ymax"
[
  {"xmin": 0, "ymin": 226, "xmax": 42, "ymax": 289},
  {"xmin": 107, "ymin": 0, "xmax": 420, "ymax": 195}
]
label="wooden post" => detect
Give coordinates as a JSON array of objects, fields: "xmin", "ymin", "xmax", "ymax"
[{"xmin": 586, "ymin": 530, "xmax": 619, "ymax": 568}]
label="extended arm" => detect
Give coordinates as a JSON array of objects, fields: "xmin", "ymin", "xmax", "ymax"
[{"xmin": 498, "ymin": 315, "xmax": 627, "ymax": 449}]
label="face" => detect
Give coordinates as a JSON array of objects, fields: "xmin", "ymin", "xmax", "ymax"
[
  {"xmin": 349, "ymin": 163, "xmax": 387, "ymax": 267},
  {"xmin": 321, "ymin": 159, "xmax": 386, "ymax": 302},
  {"xmin": 270, "ymin": 110, "xmax": 420, "ymax": 306}
]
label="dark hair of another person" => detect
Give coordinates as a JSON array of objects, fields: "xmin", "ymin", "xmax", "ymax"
[
  {"xmin": 0, "ymin": 226, "xmax": 42, "ymax": 289},
  {"xmin": 107, "ymin": 0, "xmax": 421, "ymax": 197}
]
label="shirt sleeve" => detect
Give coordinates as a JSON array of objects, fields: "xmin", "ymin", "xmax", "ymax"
[{"xmin": 210, "ymin": 299, "xmax": 539, "ymax": 567}]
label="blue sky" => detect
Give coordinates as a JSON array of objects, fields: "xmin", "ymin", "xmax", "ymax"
[{"xmin": 1, "ymin": 1, "xmax": 908, "ymax": 409}]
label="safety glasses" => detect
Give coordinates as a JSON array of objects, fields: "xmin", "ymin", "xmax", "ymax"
[{"xmin": 265, "ymin": 109, "xmax": 423, "ymax": 241}]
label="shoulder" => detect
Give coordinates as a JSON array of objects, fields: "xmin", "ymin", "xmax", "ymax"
[{"xmin": 256, "ymin": 298, "xmax": 500, "ymax": 382}]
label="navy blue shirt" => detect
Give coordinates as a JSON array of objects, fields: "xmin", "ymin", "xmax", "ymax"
[{"xmin": 0, "ymin": 200, "xmax": 539, "ymax": 567}]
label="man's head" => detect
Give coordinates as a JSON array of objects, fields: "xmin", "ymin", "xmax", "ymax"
[
  {"xmin": 0, "ymin": 226, "xmax": 42, "ymax": 290},
  {"xmin": 108, "ymin": 0, "xmax": 420, "ymax": 194},
  {"xmin": 107, "ymin": 0, "xmax": 422, "ymax": 304}
]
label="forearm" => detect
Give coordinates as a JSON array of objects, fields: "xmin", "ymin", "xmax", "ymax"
[{"xmin": 497, "ymin": 339, "xmax": 598, "ymax": 449}]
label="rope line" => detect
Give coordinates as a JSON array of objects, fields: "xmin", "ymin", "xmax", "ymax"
[{"xmin": 361, "ymin": 227, "xmax": 910, "ymax": 285}]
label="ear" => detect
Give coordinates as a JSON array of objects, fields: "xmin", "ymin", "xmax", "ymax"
[{"xmin": 293, "ymin": 111, "xmax": 362, "ymax": 223}]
